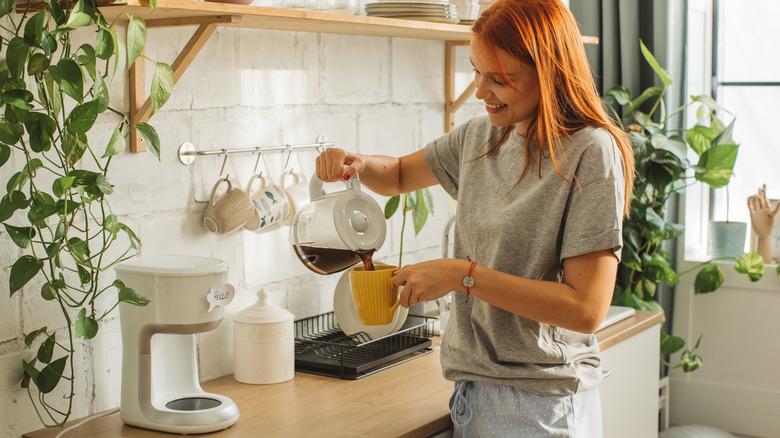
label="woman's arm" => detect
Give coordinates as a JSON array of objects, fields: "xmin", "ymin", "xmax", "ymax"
[
  {"xmin": 315, "ymin": 148, "xmax": 438, "ymax": 197},
  {"xmin": 393, "ymin": 249, "xmax": 618, "ymax": 334}
]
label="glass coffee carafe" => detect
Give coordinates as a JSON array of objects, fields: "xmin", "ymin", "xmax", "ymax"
[{"xmin": 291, "ymin": 174, "xmax": 386, "ymax": 275}]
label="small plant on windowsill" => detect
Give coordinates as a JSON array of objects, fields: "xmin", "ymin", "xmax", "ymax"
[
  {"xmin": 383, "ymin": 188, "xmax": 435, "ymax": 268},
  {"xmin": 603, "ymin": 40, "xmax": 771, "ymax": 373}
]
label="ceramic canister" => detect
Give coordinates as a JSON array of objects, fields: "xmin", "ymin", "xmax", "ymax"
[{"xmin": 233, "ymin": 289, "xmax": 295, "ymax": 384}]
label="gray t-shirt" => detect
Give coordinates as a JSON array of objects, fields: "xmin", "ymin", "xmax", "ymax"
[{"xmin": 424, "ymin": 116, "xmax": 626, "ymax": 395}]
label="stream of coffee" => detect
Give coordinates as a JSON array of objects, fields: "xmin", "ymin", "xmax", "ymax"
[
  {"xmin": 358, "ymin": 249, "xmax": 375, "ymax": 271},
  {"xmin": 293, "ymin": 246, "xmax": 376, "ymax": 275}
]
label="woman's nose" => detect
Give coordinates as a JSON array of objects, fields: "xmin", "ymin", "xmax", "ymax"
[{"xmin": 474, "ymin": 76, "xmax": 489, "ymax": 100}]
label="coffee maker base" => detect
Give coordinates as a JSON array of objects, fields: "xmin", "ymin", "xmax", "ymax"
[{"xmin": 121, "ymin": 392, "xmax": 239, "ymax": 434}]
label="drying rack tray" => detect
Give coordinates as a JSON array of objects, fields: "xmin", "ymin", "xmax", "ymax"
[{"xmin": 294, "ymin": 312, "xmax": 435, "ymax": 379}]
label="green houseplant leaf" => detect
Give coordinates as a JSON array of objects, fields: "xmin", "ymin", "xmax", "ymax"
[
  {"xmin": 9, "ymin": 255, "xmax": 43, "ymax": 296},
  {"xmin": 75, "ymin": 308, "xmax": 99, "ymax": 339}
]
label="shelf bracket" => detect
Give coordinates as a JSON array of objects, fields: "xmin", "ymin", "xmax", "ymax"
[
  {"xmin": 444, "ymin": 40, "xmax": 475, "ymax": 133},
  {"xmin": 129, "ymin": 15, "xmax": 241, "ymax": 152}
]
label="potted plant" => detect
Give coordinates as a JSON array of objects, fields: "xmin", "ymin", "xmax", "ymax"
[
  {"xmin": 602, "ymin": 41, "xmax": 773, "ymax": 372},
  {"xmin": 1, "ymin": 0, "xmax": 173, "ymax": 428}
]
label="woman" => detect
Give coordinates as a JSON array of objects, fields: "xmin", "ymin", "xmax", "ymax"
[{"xmin": 316, "ymin": 0, "xmax": 635, "ymax": 435}]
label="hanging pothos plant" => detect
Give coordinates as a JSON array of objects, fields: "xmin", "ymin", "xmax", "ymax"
[
  {"xmin": 603, "ymin": 41, "xmax": 774, "ymax": 373},
  {"xmin": 1, "ymin": 0, "xmax": 173, "ymax": 427},
  {"xmin": 384, "ymin": 188, "xmax": 435, "ymax": 267}
]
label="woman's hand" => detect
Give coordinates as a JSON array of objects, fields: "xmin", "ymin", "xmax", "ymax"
[
  {"xmin": 393, "ymin": 259, "xmax": 468, "ymax": 308},
  {"xmin": 315, "ymin": 148, "xmax": 366, "ymax": 182}
]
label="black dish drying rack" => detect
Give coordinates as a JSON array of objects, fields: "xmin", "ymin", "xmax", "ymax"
[{"xmin": 294, "ymin": 312, "xmax": 435, "ymax": 379}]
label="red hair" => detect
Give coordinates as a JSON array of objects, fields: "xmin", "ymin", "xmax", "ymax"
[{"xmin": 472, "ymin": 0, "xmax": 635, "ymax": 216}]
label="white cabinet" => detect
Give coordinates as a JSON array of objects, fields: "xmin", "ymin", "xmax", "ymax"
[{"xmin": 599, "ymin": 323, "xmax": 661, "ymax": 438}]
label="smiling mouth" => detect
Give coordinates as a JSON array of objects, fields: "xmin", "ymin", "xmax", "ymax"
[{"xmin": 485, "ymin": 103, "xmax": 506, "ymax": 109}]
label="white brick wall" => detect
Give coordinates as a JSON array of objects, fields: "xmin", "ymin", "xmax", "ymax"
[{"xmin": 0, "ymin": 22, "xmax": 481, "ymax": 437}]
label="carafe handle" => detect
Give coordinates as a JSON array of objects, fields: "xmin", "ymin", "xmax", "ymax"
[{"xmin": 309, "ymin": 171, "xmax": 362, "ymax": 202}]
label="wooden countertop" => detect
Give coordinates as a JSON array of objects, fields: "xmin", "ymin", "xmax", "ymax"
[{"xmin": 25, "ymin": 311, "xmax": 662, "ymax": 438}]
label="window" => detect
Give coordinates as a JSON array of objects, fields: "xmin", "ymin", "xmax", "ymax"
[{"xmin": 684, "ymin": 0, "xmax": 780, "ymax": 260}]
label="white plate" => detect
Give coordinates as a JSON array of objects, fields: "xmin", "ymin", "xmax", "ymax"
[
  {"xmin": 334, "ymin": 262, "xmax": 408, "ymax": 339},
  {"xmin": 367, "ymin": 15, "xmax": 461, "ymax": 23}
]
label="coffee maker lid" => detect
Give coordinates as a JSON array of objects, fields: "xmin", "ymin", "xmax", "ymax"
[{"xmin": 114, "ymin": 255, "xmax": 229, "ymax": 277}]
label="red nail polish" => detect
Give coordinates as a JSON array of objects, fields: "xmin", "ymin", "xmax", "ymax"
[{"xmin": 343, "ymin": 173, "xmax": 351, "ymax": 180}]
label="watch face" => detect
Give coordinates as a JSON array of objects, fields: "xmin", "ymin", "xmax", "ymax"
[{"xmin": 463, "ymin": 276, "xmax": 475, "ymax": 288}]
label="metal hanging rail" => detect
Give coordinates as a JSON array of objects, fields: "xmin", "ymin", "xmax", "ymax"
[{"xmin": 177, "ymin": 135, "xmax": 333, "ymax": 165}]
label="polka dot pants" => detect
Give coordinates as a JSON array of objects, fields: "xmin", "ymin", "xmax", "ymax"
[{"xmin": 449, "ymin": 381, "xmax": 603, "ymax": 437}]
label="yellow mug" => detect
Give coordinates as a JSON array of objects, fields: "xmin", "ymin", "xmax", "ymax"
[{"xmin": 349, "ymin": 265, "xmax": 401, "ymax": 326}]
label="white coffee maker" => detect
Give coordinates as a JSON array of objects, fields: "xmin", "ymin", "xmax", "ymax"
[{"xmin": 116, "ymin": 255, "xmax": 239, "ymax": 434}]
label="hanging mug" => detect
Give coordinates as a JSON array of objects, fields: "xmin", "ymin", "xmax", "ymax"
[
  {"xmin": 279, "ymin": 171, "xmax": 309, "ymax": 227},
  {"xmin": 245, "ymin": 173, "xmax": 291, "ymax": 233},
  {"xmin": 203, "ymin": 177, "xmax": 256, "ymax": 234}
]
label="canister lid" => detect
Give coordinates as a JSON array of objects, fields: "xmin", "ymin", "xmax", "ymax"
[
  {"xmin": 114, "ymin": 254, "xmax": 229, "ymax": 277},
  {"xmin": 234, "ymin": 289, "xmax": 294, "ymax": 324}
]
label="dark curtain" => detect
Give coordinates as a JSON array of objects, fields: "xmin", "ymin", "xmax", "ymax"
[{"xmin": 569, "ymin": 0, "xmax": 688, "ymax": 377}]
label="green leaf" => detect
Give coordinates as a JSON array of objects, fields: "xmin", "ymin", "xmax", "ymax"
[
  {"xmin": 150, "ymin": 62, "xmax": 174, "ymax": 117},
  {"xmin": 52, "ymin": 176, "xmax": 76, "ymax": 198},
  {"xmin": 46, "ymin": 0, "xmax": 66, "ymax": 25},
  {"xmin": 149, "ymin": 0, "xmax": 157, "ymax": 13},
  {"xmin": 0, "ymin": 117, "xmax": 24, "ymax": 144},
  {"xmin": 4, "ymin": 225, "xmax": 36, "ymax": 248},
  {"xmin": 0, "ymin": 0, "xmax": 13, "ymax": 16},
  {"xmin": 40, "ymin": 30, "xmax": 58, "ymax": 56},
  {"xmin": 694, "ymin": 263, "xmax": 725, "ymax": 294},
  {"xmin": 62, "ymin": 131, "xmax": 88, "ymax": 165},
  {"xmin": 119, "ymin": 223, "xmax": 141, "ymax": 249},
  {"xmin": 605, "ymin": 85, "xmax": 631, "ymax": 106},
  {"xmin": 118, "ymin": 287, "xmax": 151, "ymax": 306},
  {"xmin": 37, "ymin": 335, "xmax": 55, "ymax": 364},
  {"xmin": 25, "ymin": 112, "xmax": 58, "ymax": 152},
  {"xmin": 134, "ymin": 122, "xmax": 160, "ymax": 160},
  {"xmin": 24, "ymin": 327, "xmax": 48, "ymax": 348},
  {"xmin": 27, "ymin": 53, "xmax": 51, "ymax": 76},
  {"xmin": 640, "ymin": 40, "xmax": 672, "ymax": 86},
  {"xmin": 95, "ymin": 29, "xmax": 113, "ymax": 60},
  {"xmin": 65, "ymin": 101, "xmax": 100, "ymax": 135},
  {"xmin": 694, "ymin": 143, "xmax": 739, "ymax": 189},
  {"xmin": 644, "ymin": 207, "xmax": 666, "ymax": 232},
  {"xmin": 103, "ymin": 214, "xmax": 119, "ymax": 234},
  {"xmin": 734, "ymin": 252, "xmax": 764, "ymax": 282},
  {"xmin": 92, "ymin": 75, "xmax": 109, "ymax": 113},
  {"xmin": 108, "ymin": 26, "xmax": 127, "ymax": 85},
  {"xmin": 127, "ymin": 17, "xmax": 147, "ymax": 68},
  {"xmin": 0, "ymin": 143, "xmax": 10, "ymax": 167},
  {"xmin": 75, "ymin": 308, "xmax": 99, "ymax": 339},
  {"xmin": 660, "ymin": 331, "xmax": 685, "ymax": 356},
  {"xmin": 9, "ymin": 255, "xmax": 43, "ymax": 296},
  {"xmin": 680, "ymin": 350, "xmax": 703, "ymax": 373},
  {"xmin": 49, "ymin": 58, "xmax": 84, "ymax": 103},
  {"xmin": 40, "ymin": 282, "xmax": 57, "ymax": 301},
  {"xmin": 37, "ymin": 356, "xmax": 67, "ymax": 393},
  {"xmin": 77, "ymin": 44, "xmax": 97, "ymax": 78},
  {"xmin": 103, "ymin": 124, "xmax": 126, "ymax": 157},
  {"xmin": 21, "ymin": 358, "xmax": 39, "ymax": 389},
  {"xmin": 68, "ymin": 237, "xmax": 90, "ymax": 263},
  {"xmin": 0, "ymin": 89, "xmax": 34, "ymax": 110},
  {"xmin": 95, "ymin": 174, "xmax": 114, "ymax": 195},
  {"xmin": 28, "ymin": 203, "xmax": 59, "ymax": 224},
  {"xmin": 6, "ymin": 37, "xmax": 29, "ymax": 79},
  {"xmin": 411, "ymin": 189, "xmax": 429, "ymax": 235},
  {"xmin": 23, "ymin": 11, "xmax": 45, "ymax": 47},
  {"xmin": 65, "ymin": 0, "xmax": 97, "ymax": 28},
  {"xmin": 384, "ymin": 195, "xmax": 400, "ymax": 219},
  {"xmin": 77, "ymin": 264, "xmax": 91, "ymax": 285}
]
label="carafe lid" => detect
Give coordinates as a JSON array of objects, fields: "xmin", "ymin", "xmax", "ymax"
[
  {"xmin": 332, "ymin": 180, "xmax": 386, "ymax": 251},
  {"xmin": 234, "ymin": 289, "xmax": 294, "ymax": 324}
]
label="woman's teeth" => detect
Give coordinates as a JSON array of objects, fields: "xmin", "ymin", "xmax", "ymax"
[{"xmin": 486, "ymin": 103, "xmax": 506, "ymax": 109}]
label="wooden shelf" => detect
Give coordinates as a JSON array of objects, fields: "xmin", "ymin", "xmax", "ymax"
[
  {"xmin": 100, "ymin": 0, "xmax": 473, "ymax": 41},
  {"xmin": 100, "ymin": 0, "xmax": 596, "ymax": 151}
]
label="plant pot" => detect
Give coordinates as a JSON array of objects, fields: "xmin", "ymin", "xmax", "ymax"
[{"xmin": 709, "ymin": 221, "xmax": 747, "ymax": 258}]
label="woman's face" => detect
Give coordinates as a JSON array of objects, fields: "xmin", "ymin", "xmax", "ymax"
[{"xmin": 470, "ymin": 37, "xmax": 541, "ymax": 136}]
